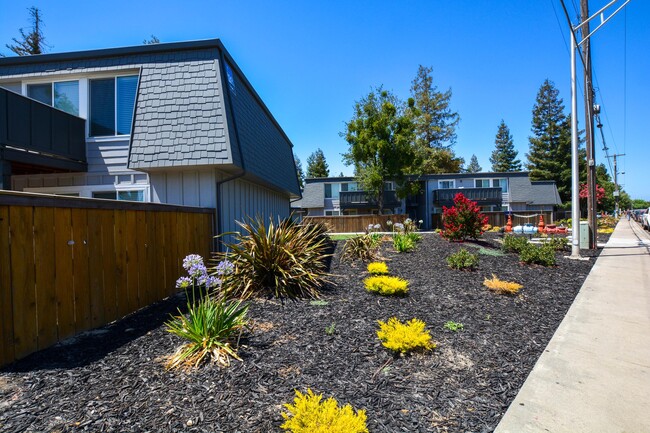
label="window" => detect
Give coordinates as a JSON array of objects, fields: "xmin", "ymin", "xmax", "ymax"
[
  {"xmin": 27, "ymin": 81, "xmax": 80, "ymax": 115},
  {"xmin": 325, "ymin": 210, "xmax": 340, "ymax": 216},
  {"xmin": 340, "ymin": 182, "xmax": 358, "ymax": 192},
  {"xmin": 492, "ymin": 178, "xmax": 508, "ymax": 192},
  {"xmin": 439, "ymin": 180, "xmax": 454, "ymax": 189},
  {"xmin": 324, "ymin": 183, "xmax": 341, "ymax": 199},
  {"xmin": 90, "ymin": 75, "xmax": 138, "ymax": 137},
  {"xmin": 92, "ymin": 190, "xmax": 144, "ymax": 201},
  {"xmin": 475, "ymin": 179, "xmax": 490, "ymax": 188}
]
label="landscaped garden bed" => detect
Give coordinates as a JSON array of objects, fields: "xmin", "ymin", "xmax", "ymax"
[{"xmin": 0, "ymin": 232, "xmax": 603, "ymax": 433}]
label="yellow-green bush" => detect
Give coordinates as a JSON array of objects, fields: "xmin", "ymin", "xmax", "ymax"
[
  {"xmin": 364, "ymin": 275, "xmax": 409, "ymax": 296},
  {"xmin": 367, "ymin": 262, "xmax": 389, "ymax": 275},
  {"xmin": 376, "ymin": 317, "xmax": 435, "ymax": 354},
  {"xmin": 483, "ymin": 274, "xmax": 523, "ymax": 295},
  {"xmin": 281, "ymin": 389, "xmax": 368, "ymax": 433}
]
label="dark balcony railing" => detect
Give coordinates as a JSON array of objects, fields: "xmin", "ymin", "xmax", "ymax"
[
  {"xmin": 433, "ymin": 187, "xmax": 502, "ymax": 206},
  {"xmin": 0, "ymin": 88, "xmax": 86, "ymax": 171},
  {"xmin": 340, "ymin": 190, "xmax": 401, "ymax": 210}
]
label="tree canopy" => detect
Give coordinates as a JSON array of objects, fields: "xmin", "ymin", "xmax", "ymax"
[
  {"xmin": 526, "ymin": 79, "xmax": 574, "ymax": 203},
  {"xmin": 465, "ymin": 154, "xmax": 482, "ymax": 173},
  {"xmin": 293, "ymin": 153, "xmax": 304, "ymax": 189},
  {"xmin": 490, "ymin": 120, "xmax": 521, "ymax": 172},
  {"xmin": 305, "ymin": 148, "xmax": 329, "ymax": 178},
  {"xmin": 6, "ymin": 7, "xmax": 48, "ymax": 56},
  {"xmin": 343, "ymin": 88, "xmax": 416, "ymax": 213}
]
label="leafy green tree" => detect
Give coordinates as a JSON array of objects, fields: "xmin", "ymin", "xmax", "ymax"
[
  {"xmin": 490, "ymin": 120, "xmax": 522, "ymax": 172},
  {"xmin": 293, "ymin": 153, "xmax": 304, "ymax": 189},
  {"xmin": 343, "ymin": 88, "xmax": 416, "ymax": 213},
  {"xmin": 6, "ymin": 7, "xmax": 48, "ymax": 56},
  {"xmin": 419, "ymin": 148, "xmax": 464, "ymax": 174},
  {"xmin": 465, "ymin": 154, "xmax": 482, "ymax": 173},
  {"xmin": 631, "ymin": 198, "xmax": 650, "ymax": 209},
  {"xmin": 305, "ymin": 148, "xmax": 329, "ymax": 178},
  {"xmin": 526, "ymin": 80, "xmax": 574, "ymax": 203}
]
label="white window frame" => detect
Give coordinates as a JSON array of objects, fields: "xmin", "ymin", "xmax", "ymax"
[
  {"xmin": 23, "ymin": 184, "xmax": 150, "ymax": 202},
  {"xmin": 325, "ymin": 210, "xmax": 341, "ymax": 216},
  {"xmin": 23, "ymin": 78, "xmax": 82, "ymax": 117},
  {"xmin": 438, "ymin": 180, "xmax": 455, "ymax": 189},
  {"xmin": 474, "ymin": 179, "xmax": 490, "ymax": 188},
  {"xmin": 89, "ymin": 73, "xmax": 139, "ymax": 139}
]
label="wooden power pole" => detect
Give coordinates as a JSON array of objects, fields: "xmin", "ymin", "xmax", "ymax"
[{"xmin": 580, "ymin": 0, "xmax": 598, "ymax": 249}]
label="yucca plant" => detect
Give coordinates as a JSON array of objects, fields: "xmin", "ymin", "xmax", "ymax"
[
  {"xmin": 217, "ymin": 217, "xmax": 331, "ymax": 299},
  {"xmin": 341, "ymin": 234, "xmax": 380, "ymax": 262}
]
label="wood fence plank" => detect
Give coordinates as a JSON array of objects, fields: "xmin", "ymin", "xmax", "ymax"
[
  {"xmin": 113, "ymin": 210, "xmax": 130, "ymax": 318},
  {"xmin": 87, "ymin": 210, "xmax": 105, "ymax": 328},
  {"xmin": 9, "ymin": 206, "xmax": 37, "ymax": 360},
  {"xmin": 162, "ymin": 211, "xmax": 176, "ymax": 296},
  {"xmin": 33, "ymin": 207, "xmax": 58, "ymax": 351},
  {"xmin": 135, "ymin": 210, "xmax": 148, "ymax": 308},
  {"xmin": 71, "ymin": 208, "xmax": 91, "ymax": 333},
  {"xmin": 0, "ymin": 206, "xmax": 15, "ymax": 365},
  {"xmin": 145, "ymin": 211, "xmax": 160, "ymax": 302},
  {"xmin": 54, "ymin": 208, "xmax": 75, "ymax": 340},
  {"xmin": 125, "ymin": 211, "xmax": 139, "ymax": 313},
  {"xmin": 100, "ymin": 210, "xmax": 117, "ymax": 323}
]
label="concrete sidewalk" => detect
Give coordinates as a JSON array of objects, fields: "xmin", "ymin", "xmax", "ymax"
[{"xmin": 495, "ymin": 219, "xmax": 650, "ymax": 433}]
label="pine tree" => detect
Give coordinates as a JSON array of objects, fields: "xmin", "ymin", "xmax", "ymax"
[
  {"xmin": 305, "ymin": 148, "xmax": 329, "ymax": 178},
  {"xmin": 466, "ymin": 154, "xmax": 482, "ymax": 173},
  {"xmin": 143, "ymin": 35, "xmax": 160, "ymax": 45},
  {"xmin": 490, "ymin": 120, "xmax": 521, "ymax": 172},
  {"xmin": 526, "ymin": 80, "xmax": 573, "ymax": 203},
  {"xmin": 6, "ymin": 7, "xmax": 48, "ymax": 56},
  {"xmin": 293, "ymin": 153, "xmax": 304, "ymax": 189}
]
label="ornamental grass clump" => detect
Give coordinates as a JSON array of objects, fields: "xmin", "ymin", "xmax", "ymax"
[
  {"xmin": 216, "ymin": 217, "xmax": 331, "ymax": 299},
  {"xmin": 166, "ymin": 255, "xmax": 249, "ymax": 370},
  {"xmin": 376, "ymin": 317, "xmax": 435, "ymax": 354},
  {"xmin": 446, "ymin": 248, "xmax": 479, "ymax": 270},
  {"xmin": 367, "ymin": 261, "xmax": 389, "ymax": 275},
  {"xmin": 281, "ymin": 389, "xmax": 368, "ymax": 433},
  {"xmin": 342, "ymin": 234, "xmax": 380, "ymax": 262},
  {"xmin": 483, "ymin": 274, "xmax": 523, "ymax": 295},
  {"xmin": 364, "ymin": 275, "xmax": 409, "ymax": 296}
]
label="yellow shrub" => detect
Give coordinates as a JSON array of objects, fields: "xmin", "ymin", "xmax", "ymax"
[
  {"xmin": 483, "ymin": 274, "xmax": 523, "ymax": 295},
  {"xmin": 281, "ymin": 389, "xmax": 368, "ymax": 433},
  {"xmin": 598, "ymin": 227, "xmax": 614, "ymax": 234},
  {"xmin": 376, "ymin": 317, "xmax": 435, "ymax": 354},
  {"xmin": 364, "ymin": 275, "xmax": 409, "ymax": 296},
  {"xmin": 367, "ymin": 262, "xmax": 389, "ymax": 275}
]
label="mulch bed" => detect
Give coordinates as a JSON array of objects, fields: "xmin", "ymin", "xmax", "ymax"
[{"xmin": 0, "ymin": 233, "xmax": 605, "ymax": 433}]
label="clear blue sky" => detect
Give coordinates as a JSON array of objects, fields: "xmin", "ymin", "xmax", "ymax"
[{"xmin": 2, "ymin": 1, "xmax": 648, "ymax": 200}]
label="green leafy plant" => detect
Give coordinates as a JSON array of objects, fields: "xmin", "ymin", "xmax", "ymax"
[
  {"xmin": 342, "ymin": 235, "xmax": 380, "ymax": 262},
  {"xmin": 441, "ymin": 193, "xmax": 488, "ymax": 241},
  {"xmin": 543, "ymin": 236, "xmax": 569, "ymax": 251},
  {"xmin": 325, "ymin": 323, "xmax": 336, "ymax": 335},
  {"xmin": 377, "ymin": 317, "xmax": 435, "ymax": 354},
  {"xmin": 483, "ymin": 274, "xmax": 523, "ymax": 295},
  {"xmin": 502, "ymin": 235, "xmax": 529, "ymax": 253},
  {"xmin": 406, "ymin": 231, "xmax": 422, "ymax": 243},
  {"xmin": 446, "ymin": 248, "xmax": 479, "ymax": 270},
  {"xmin": 519, "ymin": 243, "xmax": 556, "ymax": 266},
  {"xmin": 166, "ymin": 256, "xmax": 248, "ymax": 369},
  {"xmin": 364, "ymin": 275, "xmax": 409, "ymax": 296},
  {"xmin": 310, "ymin": 300, "xmax": 329, "ymax": 306},
  {"xmin": 281, "ymin": 389, "xmax": 368, "ymax": 433},
  {"xmin": 466, "ymin": 243, "xmax": 505, "ymax": 257},
  {"xmin": 216, "ymin": 217, "xmax": 331, "ymax": 299},
  {"xmin": 367, "ymin": 261, "xmax": 389, "ymax": 275},
  {"xmin": 393, "ymin": 232, "xmax": 416, "ymax": 252},
  {"xmin": 443, "ymin": 321, "xmax": 464, "ymax": 332}
]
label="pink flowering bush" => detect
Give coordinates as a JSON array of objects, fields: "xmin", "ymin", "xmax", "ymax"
[{"xmin": 441, "ymin": 193, "xmax": 488, "ymax": 241}]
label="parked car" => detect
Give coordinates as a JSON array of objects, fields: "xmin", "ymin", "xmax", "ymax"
[{"xmin": 643, "ymin": 208, "xmax": 650, "ymax": 231}]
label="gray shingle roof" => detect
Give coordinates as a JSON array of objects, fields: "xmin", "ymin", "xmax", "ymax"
[
  {"xmin": 292, "ymin": 182, "xmax": 324, "ymax": 209},
  {"xmin": 509, "ymin": 177, "xmax": 562, "ymax": 206}
]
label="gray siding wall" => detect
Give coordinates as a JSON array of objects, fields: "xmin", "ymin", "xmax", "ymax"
[
  {"xmin": 88, "ymin": 139, "xmax": 132, "ymax": 174},
  {"xmin": 226, "ymin": 61, "xmax": 300, "ymax": 197},
  {"xmin": 149, "ymin": 169, "xmax": 217, "ymax": 207},
  {"xmin": 0, "ymin": 82, "xmax": 21, "ymax": 93}
]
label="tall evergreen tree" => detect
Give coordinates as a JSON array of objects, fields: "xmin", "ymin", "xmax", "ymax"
[
  {"xmin": 305, "ymin": 148, "xmax": 329, "ymax": 178},
  {"xmin": 293, "ymin": 153, "xmax": 304, "ymax": 189},
  {"xmin": 143, "ymin": 35, "xmax": 160, "ymax": 45},
  {"xmin": 526, "ymin": 80, "xmax": 573, "ymax": 203},
  {"xmin": 490, "ymin": 120, "xmax": 521, "ymax": 172},
  {"xmin": 343, "ymin": 88, "xmax": 416, "ymax": 213},
  {"xmin": 466, "ymin": 154, "xmax": 482, "ymax": 173},
  {"xmin": 6, "ymin": 7, "xmax": 48, "ymax": 56}
]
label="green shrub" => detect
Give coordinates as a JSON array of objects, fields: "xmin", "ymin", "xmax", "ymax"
[
  {"xmin": 342, "ymin": 234, "xmax": 380, "ymax": 262},
  {"xmin": 364, "ymin": 275, "xmax": 409, "ymax": 296},
  {"xmin": 519, "ymin": 243, "xmax": 556, "ymax": 266},
  {"xmin": 377, "ymin": 317, "xmax": 435, "ymax": 354},
  {"xmin": 367, "ymin": 261, "xmax": 389, "ymax": 275},
  {"xmin": 544, "ymin": 236, "xmax": 569, "ymax": 251},
  {"xmin": 393, "ymin": 232, "xmax": 416, "ymax": 252},
  {"xmin": 281, "ymin": 389, "xmax": 368, "ymax": 433},
  {"xmin": 217, "ymin": 217, "xmax": 331, "ymax": 299},
  {"xmin": 406, "ymin": 232, "xmax": 422, "ymax": 243},
  {"xmin": 502, "ymin": 235, "xmax": 529, "ymax": 253},
  {"xmin": 446, "ymin": 248, "xmax": 479, "ymax": 270}
]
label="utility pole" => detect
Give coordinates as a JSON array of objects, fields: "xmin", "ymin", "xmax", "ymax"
[
  {"xmin": 580, "ymin": 0, "xmax": 598, "ymax": 249},
  {"xmin": 610, "ymin": 153, "xmax": 625, "ymax": 215}
]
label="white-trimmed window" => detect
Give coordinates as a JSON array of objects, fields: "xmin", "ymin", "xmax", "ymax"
[
  {"xmin": 89, "ymin": 75, "xmax": 138, "ymax": 137},
  {"xmin": 324, "ymin": 183, "xmax": 341, "ymax": 199},
  {"xmin": 325, "ymin": 210, "xmax": 341, "ymax": 216},
  {"xmin": 438, "ymin": 180, "xmax": 455, "ymax": 189},
  {"xmin": 27, "ymin": 80, "xmax": 80, "ymax": 116},
  {"xmin": 92, "ymin": 190, "xmax": 145, "ymax": 202},
  {"xmin": 475, "ymin": 179, "xmax": 490, "ymax": 188},
  {"xmin": 492, "ymin": 178, "xmax": 508, "ymax": 192}
]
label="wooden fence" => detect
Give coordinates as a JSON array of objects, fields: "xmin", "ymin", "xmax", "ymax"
[
  {"xmin": 304, "ymin": 214, "xmax": 408, "ymax": 233},
  {"xmin": 0, "ymin": 191, "xmax": 214, "ymax": 367},
  {"xmin": 431, "ymin": 210, "xmax": 556, "ymax": 230}
]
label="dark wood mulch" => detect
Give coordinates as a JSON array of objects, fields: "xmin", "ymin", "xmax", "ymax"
[{"xmin": 0, "ymin": 233, "xmax": 605, "ymax": 433}]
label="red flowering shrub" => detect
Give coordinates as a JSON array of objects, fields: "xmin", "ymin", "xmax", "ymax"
[
  {"xmin": 579, "ymin": 183, "xmax": 606, "ymax": 204},
  {"xmin": 441, "ymin": 193, "xmax": 488, "ymax": 241}
]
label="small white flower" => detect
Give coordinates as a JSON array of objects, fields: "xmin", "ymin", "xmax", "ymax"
[
  {"xmin": 373, "ymin": 224, "xmax": 381, "ymax": 230},
  {"xmin": 418, "ymin": 220, "xmax": 423, "ymax": 224}
]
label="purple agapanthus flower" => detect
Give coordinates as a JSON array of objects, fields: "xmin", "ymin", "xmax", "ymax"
[
  {"xmin": 215, "ymin": 260, "xmax": 234, "ymax": 276},
  {"xmin": 175, "ymin": 276, "xmax": 192, "ymax": 289},
  {"xmin": 182, "ymin": 254, "xmax": 204, "ymax": 271}
]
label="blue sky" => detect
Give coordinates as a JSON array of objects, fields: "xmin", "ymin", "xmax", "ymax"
[{"xmin": 2, "ymin": 1, "xmax": 648, "ymax": 200}]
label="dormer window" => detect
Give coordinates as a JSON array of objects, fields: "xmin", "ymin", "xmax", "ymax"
[
  {"xmin": 26, "ymin": 80, "xmax": 79, "ymax": 115},
  {"xmin": 89, "ymin": 75, "xmax": 138, "ymax": 137}
]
